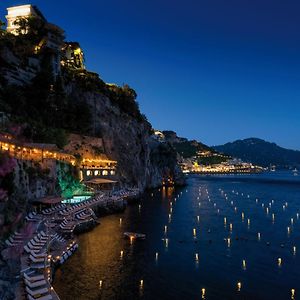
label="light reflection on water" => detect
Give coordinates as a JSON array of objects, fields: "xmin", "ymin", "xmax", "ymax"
[{"xmin": 53, "ymin": 172, "xmax": 300, "ymax": 299}]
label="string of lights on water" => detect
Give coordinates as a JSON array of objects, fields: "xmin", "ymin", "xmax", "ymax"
[{"xmin": 54, "ymin": 173, "xmax": 300, "ymax": 299}]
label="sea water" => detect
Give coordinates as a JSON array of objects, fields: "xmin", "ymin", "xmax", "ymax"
[{"xmin": 53, "ymin": 172, "xmax": 300, "ymax": 299}]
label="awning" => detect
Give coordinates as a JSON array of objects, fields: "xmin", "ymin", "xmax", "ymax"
[
  {"xmin": 34, "ymin": 196, "xmax": 62, "ymax": 204},
  {"xmin": 85, "ymin": 178, "xmax": 117, "ymax": 184}
]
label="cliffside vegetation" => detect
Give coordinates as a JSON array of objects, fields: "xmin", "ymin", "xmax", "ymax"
[{"xmin": 0, "ymin": 15, "xmax": 149, "ymax": 148}]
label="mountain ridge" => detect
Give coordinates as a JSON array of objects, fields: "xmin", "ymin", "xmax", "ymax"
[{"xmin": 213, "ymin": 137, "xmax": 300, "ymax": 168}]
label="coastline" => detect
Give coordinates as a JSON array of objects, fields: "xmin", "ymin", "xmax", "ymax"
[{"xmin": 0, "ymin": 190, "xmax": 140, "ymax": 300}]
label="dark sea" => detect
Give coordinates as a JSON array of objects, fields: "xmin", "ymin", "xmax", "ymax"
[{"xmin": 53, "ymin": 172, "xmax": 300, "ymax": 300}]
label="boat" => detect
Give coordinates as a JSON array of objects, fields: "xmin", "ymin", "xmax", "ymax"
[
  {"xmin": 270, "ymin": 165, "xmax": 276, "ymax": 172},
  {"xmin": 124, "ymin": 232, "xmax": 146, "ymax": 240}
]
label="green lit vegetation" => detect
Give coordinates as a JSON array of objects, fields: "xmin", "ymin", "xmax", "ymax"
[{"xmin": 57, "ymin": 162, "xmax": 90, "ymax": 198}]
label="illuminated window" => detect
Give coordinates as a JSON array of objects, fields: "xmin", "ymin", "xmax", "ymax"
[
  {"xmin": 110, "ymin": 170, "xmax": 115, "ymax": 175},
  {"xmin": 87, "ymin": 170, "xmax": 91, "ymax": 176},
  {"xmin": 94, "ymin": 170, "xmax": 98, "ymax": 176},
  {"xmin": 103, "ymin": 170, "xmax": 108, "ymax": 176}
]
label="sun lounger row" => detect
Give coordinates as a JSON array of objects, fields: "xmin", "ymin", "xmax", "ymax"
[
  {"xmin": 23, "ymin": 272, "xmax": 52, "ymax": 300},
  {"xmin": 75, "ymin": 210, "xmax": 92, "ymax": 220},
  {"xmin": 26, "ymin": 212, "xmax": 41, "ymax": 222},
  {"xmin": 42, "ymin": 203, "xmax": 66, "ymax": 215},
  {"xmin": 52, "ymin": 233, "xmax": 66, "ymax": 242},
  {"xmin": 23, "ymin": 271, "xmax": 52, "ymax": 300},
  {"xmin": 59, "ymin": 220, "xmax": 75, "ymax": 232},
  {"xmin": 5, "ymin": 233, "xmax": 24, "ymax": 247},
  {"xmin": 59, "ymin": 194, "xmax": 105, "ymax": 216},
  {"xmin": 24, "ymin": 232, "xmax": 49, "ymax": 253}
]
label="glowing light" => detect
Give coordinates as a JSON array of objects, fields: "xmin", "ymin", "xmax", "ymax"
[
  {"xmin": 229, "ymin": 223, "xmax": 233, "ymax": 231},
  {"xmin": 164, "ymin": 225, "xmax": 168, "ymax": 233},
  {"xmin": 237, "ymin": 282, "xmax": 242, "ymax": 291},
  {"xmin": 287, "ymin": 227, "xmax": 291, "ymax": 234},
  {"xmin": 201, "ymin": 288, "xmax": 206, "ymax": 298},
  {"xmin": 242, "ymin": 259, "xmax": 246, "ymax": 270},
  {"xmin": 241, "ymin": 212, "xmax": 244, "ymax": 220},
  {"xmin": 291, "ymin": 218, "xmax": 294, "ymax": 225},
  {"xmin": 120, "ymin": 250, "xmax": 124, "ymax": 259},
  {"xmin": 155, "ymin": 252, "xmax": 159, "ymax": 260},
  {"xmin": 291, "ymin": 289, "xmax": 295, "ymax": 299},
  {"xmin": 278, "ymin": 258, "xmax": 282, "ymax": 266},
  {"xmin": 227, "ymin": 238, "xmax": 231, "ymax": 247},
  {"xmin": 140, "ymin": 279, "xmax": 144, "ymax": 288},
  {"xmin": 99, "ymin": 280, "xmax": 103, "ymax": 288},
  {"xmin": 197, "ymin": 215, "xmax": 200, "ymax": 222},
  {"xmin": 165, "ymin": 238, "xmax": 169, "ymax": 247},
  {"xmin": 119, "ymin": 218, "xmax": 122, "ymax": 225},
  {"xmin": 224, "ymin": 217, "xmax": 227, "ymax": 224},
  {"xmin": 193, "ymin": 228, "xmax": 197, "ymax": 236},
  {"xmin": 195, "ymin": 253, "xmax": 199, "ymax": 261},
  {"xmin": 293, "ymin": 246, "xmax": 296, "ymax": 255},
  {"xmin": 258, "ymin": 232, "xmax": 261, "ymax": 240}
]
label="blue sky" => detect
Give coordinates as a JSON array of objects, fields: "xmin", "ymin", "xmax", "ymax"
[{"xmin": 1, "ymin": 0, "xmax": 300, "ymax": 149}]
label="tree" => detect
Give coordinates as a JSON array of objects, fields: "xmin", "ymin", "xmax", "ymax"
[
  {"xmin": 13, "ymin": 16, "xmax": 45, "ymax": 38},
  {"xmin": 0, "ymin": 19, "xmax": 5, "ymax": 31}
]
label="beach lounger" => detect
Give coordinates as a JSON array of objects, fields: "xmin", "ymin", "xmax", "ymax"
[
  {"xmin": 30, "ymin": 255, "xmax": 45, "ymax": 263},
  {"xmin": 5, "ymin": 240, "xmax": 15, "ymax": 247},
  {"xmin": 25, "ymin": 279, "xmax": 47, "ymax": 288},
  {"xmin": 30, "ymin": 240, "xmax": 45, "ymax": 247},
  {"xmin": 24, "ymin": 245, "xmax": 37, "ymax": 253},
  {"xmin": 9, "ymin": 237, "xmax": 22, "ymax": 244},
  {"xmin": 27, "ymin": 242, "xmax": 43, "ymax": 250},
  {"xmin": 26, "ymin": 286, "xmax": 49, "ymax": 297},
  {"xmin": 24, "ymin": 272, "xmax": 45, "ymax": 282},
  {"xmin": 27, "ymin": 293, "xmax": 52, "ymax": 300},
  {"xmin": 30, "ymin": 251, "xmax": 47, "ymax": 258},
  {"xmin": 34, "ymin": 236, "xmax": 47, "ymax": 243}
]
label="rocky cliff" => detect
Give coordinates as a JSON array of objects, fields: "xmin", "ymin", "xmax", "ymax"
[{"xmin": 0, "ymin": 20, "xmax": 185, "ymax": 198}]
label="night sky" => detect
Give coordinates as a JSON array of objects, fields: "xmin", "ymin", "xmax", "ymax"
[{"xmin": 1, "ymin": 1, "xmax": 300, "ymax": 149}]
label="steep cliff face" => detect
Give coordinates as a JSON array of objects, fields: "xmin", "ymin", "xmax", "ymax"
[
  {"xmin": 0, "ymin": 32, "xmax": 185, "ymax": 193},
  {"xmin": 66, "ymin": 86, "xmax": 184, "ymax": 189}
]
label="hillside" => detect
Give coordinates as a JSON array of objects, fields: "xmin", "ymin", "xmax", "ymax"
[
  {"xmin": 213, "ymin": 138, "xmax": 300, "ymax": 168},
  {"xmin": 153, "ymin": 130, "xmax": 229, "ymax": 166},
  {"xmin": 162, "ymin": 130, "xmax": 212, "ymax": 158}
]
